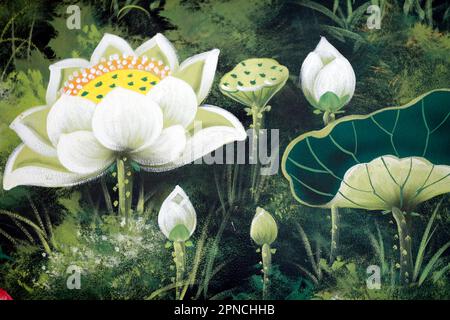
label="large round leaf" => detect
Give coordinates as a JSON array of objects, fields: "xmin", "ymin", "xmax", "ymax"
[{"xmin": 282, "ymin": 89, "xmax": 450, "ymax": 211}]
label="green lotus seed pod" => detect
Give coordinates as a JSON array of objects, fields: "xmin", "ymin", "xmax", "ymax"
[
  {"xmin": 250, "ymin": 207, "xmax": 278, "ymax": 246},
  {"xmin": 220, "ymin": 58, "xmax": 289, "ymax": 108}
]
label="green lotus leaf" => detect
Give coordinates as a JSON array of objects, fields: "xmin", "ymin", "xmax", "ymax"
[
  {"xmin": 282, "ymin": 89, "xmax": 450, "ymax": 211},
  {"xmin": 219, "ymin": 58, "xmax": 289, "ymax": 108}
]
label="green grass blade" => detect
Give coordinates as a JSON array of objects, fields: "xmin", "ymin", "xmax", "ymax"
[
  {"xmin": 368, "ymin": 223, "xmax": 387, "ymax": 275},
  {"xmin": 296, "ymin": 223, "xmax": 319, "ymax": 275},
  {"xmin": 296, "ymin": 0, "xmax": 346, "ymax": 28},
  {"xmin": 333, "ymin": 0, "xmax": 340, "ymax": 14},
  {"xmin": 12, "ymin": 219, "xmax": 35, "ymax": 244},
  {"xmin": 418, "ymin": 241, "xmax": 450, "ymax": 286},
  {"xmin": 432, "ymin": 263, "xmax": 450, "ymax": 283},
  {"xmin": 444, "ymin": 6, "xmax": 450, "ymax": 21},
  {"xmin": 413, "ymin": 200, "xmax": 441, "ymax": 282},
  {"xmin": 0, "ymin": 210, "xmax": 51, "ymax": 254},
  {"xmin": 28, "ymin": 195, "xmax": 47, "ymax": 238},
  {"xmin": 414, "ymin": 0, "xmax": 426, "ymax": 21},
  {"xmin": 403, "ymin": 0, "xmax": 414, "ymax": 15},
  {"xmin": 425, "ymin": 0, "xmax": 433, "ymax": 26},
  {"xmin": 321, "ymin": 25, "xmax": 365, "ymax": 43},
  {"xmin": 0, "ymin": 227, "xmax": 19, "ymax": 246},
  {"xmin": 117, "ymin": 4, "xmax": 151, "ymax": 20},
  {"xmin": 347, "ymin": 0, "xmax": 353, "ymax": 20},
  {"xmin": 349, "ymin": 2, "xmax": 371, "ymax": 27}
]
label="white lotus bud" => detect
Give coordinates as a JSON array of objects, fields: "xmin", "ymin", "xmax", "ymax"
[
  {"xmin": 158, "ymin": 185, "xmax": 196, "ymax": 242},
  {"xmin": 250, "ymin": 207, "xmax": 278, "ymax": 246},
  {"xmin": 300, "ymin": 37, "xmax": 356, "ymax": 113}
]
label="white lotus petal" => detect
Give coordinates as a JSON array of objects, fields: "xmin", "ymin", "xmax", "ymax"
[
  {"xmin": 47, "ymin": 58, "xmax": 90, "ymax": 105},
  {"xmin": 158, "ymin": 185, "xmax": 196, "ymax": 240},
  {"xmin": 312, "ymin": 57, "xmax": 355, "ymax": 103},
  {"xmin": 300, "ymin": 52, "xmax": 323, "ymax": 107},
  {"xmin": 10, "ymin": 105, "xmax": 56, "ymax": 157},
  {"xmin": 57, "ymin": 131, "xmax": 115, "ymax": 175},
  {"xmin": 314, "ymin": 36, "xmax": 344, "ymax": 63},
  {"xmin": 135, "ymin": 33, "xmax": 179, "ymax": 71},
  {"xmin": 142, "ymin": 105, "xmax": 247, "ymax": 172},
  {"xmin": 2, "ymin": 144, "xmax": 102, "ymax": 190},
  {"xmin": 174, "ymin": 49, "xmax": 220, "ymax": 104},
  {"xmin": 46, "ymin": 95, "xmax": 96, "ymax": 146},
  {"xmin": 131, "ymin": 125, "xmax": 186, "ymax": 166},
  {"xmin": 147, "ymin": 76, "xmax": 198, "ymax": 127},
  {"xmin": 92, "ymin": 87, "xmax": 163, "ymax": 152},
  {"xmin": 90, "ymin": 33, "xmax": 135, "ymax": 64}
]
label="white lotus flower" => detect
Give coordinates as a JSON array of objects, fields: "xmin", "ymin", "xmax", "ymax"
[
  {"xmin": 158, "ymin": 185, "xmax": 196, "ymax": 242},
  {"xmin": 3, "ymin": 33, "xmax": 246, "ymax": 190},
  {"xmin": 250, "ymin": 207, "xmax": 278, "ymax": 246},
  {"xmin": 300, "ymin": 37, "xmax": 356, "ymax": 113}
]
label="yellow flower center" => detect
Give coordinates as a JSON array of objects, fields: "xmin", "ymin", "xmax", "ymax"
[{"xmin": 62, "ymin": 55, "xmax": 170, "ymax": 103}]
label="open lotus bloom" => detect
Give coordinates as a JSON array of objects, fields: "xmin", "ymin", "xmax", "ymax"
[
  {"xmin": 3, "ymin": 33, "xmax": 247, "ymax": 190},
  {"xmin": 158, "ymin": 186, "xmax": 196, "ymax": 242},
  {"xmin": 300, "ymin": 37, "xmax": 355, "ymax": 113}
]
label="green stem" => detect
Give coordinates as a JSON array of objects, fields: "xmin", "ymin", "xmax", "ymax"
[
  {"xmin": 392, "ymin": 207, "xmax": 413, "ymax": 285},
  {"xmin": 250, "ymin": 106, "xmax": 263, "ymax": 202},
  {"xmin": 11, "ymin": 20, "xmax": 16, "ymax": 67},
  {"xmin": 136, "ymin": 172, "xmax": 145, "ymax": 215},
  {"xmin": 101, "ymin": 177, "xmax": 114, "ymax": 214},
  {"xmin": 323, "ymin": 113, "xmax": 338, "ymax": 264},
  {"xmin": 262, "ymin": 243, "xmax": 272, "ymax": 300},
  {"xmin": 117, "ymin": 158, "xmax": 133, "ymax": 225},
  {"xmin": 173, "ymin": 241, "xmax": 186, "ymax": 300},
  {"xmin": 322, "ymin": 111, "xmax": 336, "ymax": 126},
  {"xmin": 329, "ymin": 205, "xmax": 340, "ymax": 263}
]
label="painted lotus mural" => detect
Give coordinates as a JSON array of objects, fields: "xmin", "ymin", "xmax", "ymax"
[{"xmin": 0, "ymin": 0, "xmax": 449, "ymax": 301}]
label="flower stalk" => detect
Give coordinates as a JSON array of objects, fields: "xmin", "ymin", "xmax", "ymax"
[
  {"xmin": 322, "ymin": 111, "xmax": 340, "ymax": 264},
  {"xmin": 158, "ymin": 186, "xmax": 197, "ymax": 299},
  {"xmin": 219, "ymin": 58, "xmax": 288, "ymax": 203},
  {"xmin": 250, "ymin": 105, "xmax": 264, "ymax": 201},
  {"xmin": 392, "ymin": 207, "xmax": 413, "ymax": 285},
  {"xmin": 323, "ymin": 114, "xmax": 339, "ymax": 264},
  {"xmin": 261, "ymin": 243, "xmax": 272, "ymax": 300},
  {"xmin": 173, "ymin": 241, "xmax": 186, "ymax": 300},
  {"xmin": 116, "ymin": 157, "xmax": 133, "ymax": 225},
  {"xmin": 329, "ymin": 205, "xmax": 340, "ymax": 263},
  {"xmin": 250, "ymin": 207, "xmax": 278, "ymax": 300},
  {"xmin": 322, "ymin": 111, "xmax": 336, "ymax": 126}
]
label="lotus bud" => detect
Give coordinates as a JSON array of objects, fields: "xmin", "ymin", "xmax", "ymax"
[
  {"xmin": 158, "ymin": 186, "xmax": 197, "ymax": 242},
  {"xmin": 250, "ymin": 207, "xmax": 278, "ymax": 246},
  {"xmin": 300, "ymin": 37, "xmax": 356, "ymax": 113}
]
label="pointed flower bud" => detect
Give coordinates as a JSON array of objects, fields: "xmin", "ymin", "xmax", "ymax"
[
  {"xmin": 250, "ymin": 207, "xmax": 278, "ymax": 246},
  {"xmin": 300, "ymin": 37, "xmax": 355, "ymax": 113},
  {"xmin": 158, "ymin": 186, "xmax": 196, "ymax": 242}
]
